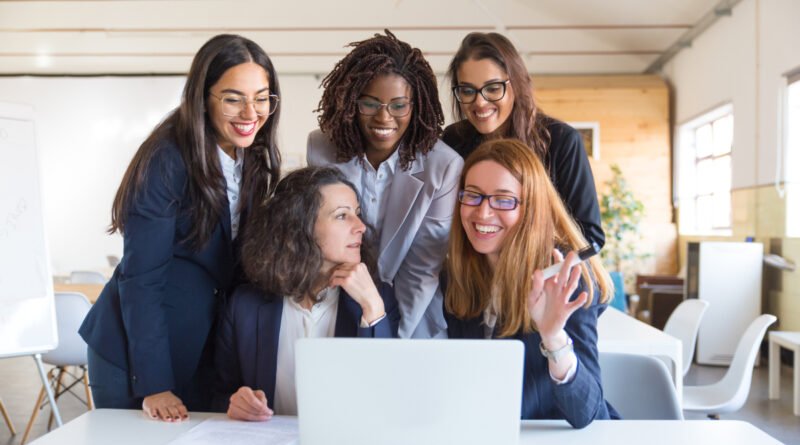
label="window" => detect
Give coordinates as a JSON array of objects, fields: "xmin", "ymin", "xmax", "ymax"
[
  {"xmin": 785, "ymin": 75, "xmax": 800, "ymax": 236},
  {"xmin": 677, "ymin": 104, "xmax": 733, "ymax": 235}
]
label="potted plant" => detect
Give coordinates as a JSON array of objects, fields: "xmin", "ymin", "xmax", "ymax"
[{"xmin": 599, "ymin": 164, "xmax": 646, "ymax": 311}]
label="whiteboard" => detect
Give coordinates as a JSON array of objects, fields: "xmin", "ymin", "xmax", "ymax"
[{"xmin": 0, "ymin": 102, "xmax": 58, "ymax": 358}]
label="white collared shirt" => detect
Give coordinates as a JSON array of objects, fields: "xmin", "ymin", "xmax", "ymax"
[
  {"xmin": 217, "ymin": 145, "xmax": 244, "ymax": 239},
  {"xmin": 359, "ymin": 149, "xmax": 399, "ymax": 229},
  {"xmin": 273, "ymin": 287, "xmax": 340, "ymax": 416}
]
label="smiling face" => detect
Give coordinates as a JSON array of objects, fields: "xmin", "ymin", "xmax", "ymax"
[
  {"xmin": 207, "ymin": 62, "xmax": 271, "ymax": 157},
  {"xmin": 456, "ymin": 58, "xmax": 515, "ymax": 136},
  {"xmin": 357, "ymin": 73, "xmax": 412, "ymax": 166},
  {"xmin": 460, "ymin": 160, "xmax": 522, "ymax": 267},
  {"xmin": 315, "ymin": 183, "xmax": 367, "ymax": 274}
]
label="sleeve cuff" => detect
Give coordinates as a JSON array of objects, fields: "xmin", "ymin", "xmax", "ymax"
[
  {"xmin": 360, "ymin": 313, "xmax": 387, "ymax": 328},
  {"xmin": 549, "ymin": 352, "xmax": 579, "ymax": 385}
]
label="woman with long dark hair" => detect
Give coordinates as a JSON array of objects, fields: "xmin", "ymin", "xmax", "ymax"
[
  {"xmin": 444, "ymin": 32, "xmax": 604, "ymax": 249},
  {"xmin": 308, "ymin": 30, "xmax": 462, "ymax": 339},
  {"xmin": 214, "ymin": 166, "xmax": 399, "ymax": 420},
  {"xmin": 444, "ymin": 139, "xmax": 617, "ymax": 428},
  {"xmin": 79, "ymin": 34, "xmax": 281, "ymax": 421}
]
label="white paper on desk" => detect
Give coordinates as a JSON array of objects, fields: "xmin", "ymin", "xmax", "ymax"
[{"xmin": 167, "ymin": 416, "xmax": 298, "ymax": 445}]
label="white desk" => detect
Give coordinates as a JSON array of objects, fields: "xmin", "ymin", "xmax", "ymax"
[
  {"xmin": 29, "ymin": 410, "xmax": 781, "ymax": 445},
  {"xmin": 768, "ymin": 330, "xmax": 800, "ymax": 415},
  {"xmin": 598, "ymin": 307, "xmax": 683, "ymax": 403}
]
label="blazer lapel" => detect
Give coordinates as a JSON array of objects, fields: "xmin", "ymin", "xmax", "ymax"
[
  {"xmin": 256, "ymin": 297, "xmax": 283, "ymax": 408},
  {"xmin": 334, "ymin": 290, "xmax": 362, "ymax": 337},
  {"xmin": 378, "ymin": 157, "xmax": 425, "ymax": 271}
]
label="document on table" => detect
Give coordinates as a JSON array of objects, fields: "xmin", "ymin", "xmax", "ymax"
[{"xmin": 168, "ymin": 416, "xmax": 298, "ymax": 445}]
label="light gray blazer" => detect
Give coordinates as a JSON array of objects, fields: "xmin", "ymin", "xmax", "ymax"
[{"xmin": 307, "ymin": 129, "xmax": 463, "ymax": 338}]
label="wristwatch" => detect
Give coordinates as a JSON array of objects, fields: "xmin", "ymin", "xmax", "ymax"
[{"xmin": 539, "ymin": 335, "xmax": 574, "ymax": 363}]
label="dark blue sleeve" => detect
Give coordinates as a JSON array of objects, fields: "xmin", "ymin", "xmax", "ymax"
[
  {"xmin": 549, "ymin": 280, "xmax": 608, "ymax": 428},
  {"xmin": 357, "ymin": 281, "xmax": 400, "ymax": 338},
  {"xmin": 117, "ymin": 144, "xmax": 186, "ymax": 397},
  {"xmin": 547, "ymin": 123, "xmax": 605, "ymax": 249},
  {"xmin": 211, "ymin": 292, "xmax": 243, "ymax": 413}
]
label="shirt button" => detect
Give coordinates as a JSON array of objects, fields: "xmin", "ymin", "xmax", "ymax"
[
  {"xmin": 232, "ymin": 194, "xmax": 238, "ymax": 201},
  {"xmin": 213, "ymin": 288, "xmax": 219, "ymax": 296},
  {"xmin": 371, "ymin": 198, "xmax": 376, "ymax": 202}
]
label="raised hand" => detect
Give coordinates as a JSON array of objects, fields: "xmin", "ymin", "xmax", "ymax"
[
  {"xmin": 328, "ymin": 263, "xmax": 385, "ymax": 324},
  {"xmin": 527, "ymin": 250, "xmax": 589, "ymax": 346},
  {"xmin": 227, "ymin": 386, "xmax": 273, "ymax": 421},
  {"xmin": 142, "ymin": 390, "xmax": 188, "ymax": 422}
]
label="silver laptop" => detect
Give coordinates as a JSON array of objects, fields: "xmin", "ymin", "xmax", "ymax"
[{"xmin": 295, "ymin": 338, "xmax": 524, "ymax": 445}]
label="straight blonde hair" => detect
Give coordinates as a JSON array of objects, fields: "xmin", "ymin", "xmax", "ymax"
[{"xmin": 445, "ymin": 138, "xmax": 612, "ymax": 338}]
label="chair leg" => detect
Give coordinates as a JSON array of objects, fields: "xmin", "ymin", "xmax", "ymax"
[
  {"xmin": 47, "ymin": 367, "xmax": 66, "ymax": 431},
  {"xmin": 0, "ymin": 396, "xmax": 16, "ymax": 435},
  {"xmin": 21, "ymin": 381, "xmax": 48, "ymax": 445},
  {"xmin": 82, "ymin": 366, "xmax": 94, "ymax": 410}
]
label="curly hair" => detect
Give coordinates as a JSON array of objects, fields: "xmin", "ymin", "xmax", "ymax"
[
  {"xmin": 241, "ymin": 166, "xmax": 378, "ymax": 301},
  {"xmin": 316, "ymin": 29, "xmax": 443, "ymax": 170}
]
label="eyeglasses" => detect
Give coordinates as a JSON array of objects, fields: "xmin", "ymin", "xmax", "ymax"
[
  {"xmin": 458, "ymin": 190, "xmax": 521, "ymax": 210},
  {"xmin": 209, "ymin": 93, "xmax": 280, "ymax": 117},
  {"xmin": 452, "ymin": 80, "xmax": 511, "ymax": 104},
  {"xmin": 356, "ymin": 99, "xmax": 412, "ymax": 117}
]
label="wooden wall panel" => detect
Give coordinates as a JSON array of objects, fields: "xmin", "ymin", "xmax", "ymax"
[{"xmin": 532, "ymin": 75, "xmax": 677, "ymax": 276}]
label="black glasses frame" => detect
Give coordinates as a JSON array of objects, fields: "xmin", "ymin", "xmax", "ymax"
[{"xmin": 452, "ymin": 80, "xmax": 511, "ymax": 104}]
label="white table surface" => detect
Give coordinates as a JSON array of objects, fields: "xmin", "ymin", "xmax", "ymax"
[
  {"xmin": 29, "ymin": 409, "xmax": 781, "ymax": 445},
  {"xmin": 598, "ymin": 306, "xmax": 683, "ymax": 402}
]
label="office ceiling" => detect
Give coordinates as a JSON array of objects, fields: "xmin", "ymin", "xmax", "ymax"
[{"xmin": 0, "ymin": 0, "xmax": 735, "ymax": 76}]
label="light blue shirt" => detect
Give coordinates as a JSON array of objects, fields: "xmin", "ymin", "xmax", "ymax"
[
  {"xmin": 217, "ymin": 146, "xmax": 244, "ymax": 239},
  {"xmin": 359, "ymin": 149, "xmax": 399, "ymax": 230}
]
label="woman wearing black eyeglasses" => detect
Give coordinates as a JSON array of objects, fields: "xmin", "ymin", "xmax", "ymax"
[
  {"xmin": 307, "ymin": 30, "xmax": 463, "ymax": 339},
  {"xmin": 79, "ymin": 34, "xmax": 281, "ymax": 422},
  {"xmin": 443, "ymin": 33, "xmax": 605, "ymax": 250}
]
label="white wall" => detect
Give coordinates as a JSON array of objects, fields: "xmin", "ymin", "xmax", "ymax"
[
  {"xmin": 664, "ymin": 0, "xmax": 800, "ymax": 188},
  {"xmin": 0, "ymin": 74, "xmax": 323, "ymax": 275}
]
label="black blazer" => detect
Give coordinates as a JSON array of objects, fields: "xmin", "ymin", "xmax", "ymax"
[
  {"xmin": 212, "ymin": 282, "xmax": 400, "ymax": 412},
  {"xmin": 442, "ymin": 118, "xmax": 605, "ymax": 249},
  {"xmin": 79, "ymin": 138, "xmax": 238, "ymax": 405}
]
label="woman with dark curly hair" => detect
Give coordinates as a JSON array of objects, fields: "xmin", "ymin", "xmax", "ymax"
[
  {"xmin": 307, "ymin": 30, "xmax": 463, "ymax": 339},
  {"xmin": 443, "ymin": 32, "xmax": 605, "ymax": 249},
  {"xmin": 214, "ymin": 166, "xmax": 399, "ymax": 420}
]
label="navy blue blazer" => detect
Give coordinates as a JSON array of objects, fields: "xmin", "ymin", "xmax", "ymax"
[
  {"xmin": 445, "ymin": 278, "xmax": 618, "ymax": 428},
  {"xmin": 212, "ymin": 282, "xmax": 400, "ymax": 412},
  {"xmin": 79, "ymin": 139, "xmax": 237, "ymax": 404}
]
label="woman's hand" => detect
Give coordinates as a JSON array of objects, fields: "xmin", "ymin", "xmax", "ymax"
[
  {"xmin": 227, "ymin": 386, "xmax": 273, "ymax": 421},
  {"xmin": 527, "ymin": 250, "xmax": 588, "ymax": 348},
  {"xmin": 142, "ymin": 390, "xmax": 188, "ymax": 422},
  {"xmin": 329, "ymin": 263, "xmax": 385, "ymax": 324}
]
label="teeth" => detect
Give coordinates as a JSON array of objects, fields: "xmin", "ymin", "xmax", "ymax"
[
  {"xmin": 475, "ymin": 109, "xmax": 495, "ymax": 119},
  {"xmin": 371, "ymin": 128, "xmax": 394, "ymax": 136},
  {"xmin": 475, "ymin": 223, "xmax": 500, "ymax": 234},
  {"xmin": 233, "ymin": 123, "xmax": 255, "ymax": 132}
]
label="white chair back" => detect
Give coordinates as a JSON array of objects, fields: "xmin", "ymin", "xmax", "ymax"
[
  {"xmin": 69, "ymin": 270, "xmax": 107, "ymax": 284},
  {"xmin": 663, "ymin": 299, "xmax": 710, "ymax": 376},
  {"xmin": 600, "ymin": 352, "xmax": 683, "ymax": 420},
  {"xmin": 42, "ymin": 292, "xmax": 91, "ymax": 367},
  {"xmin": 682, "ymin": 313, "xmax": 777, "ymax": 415}
]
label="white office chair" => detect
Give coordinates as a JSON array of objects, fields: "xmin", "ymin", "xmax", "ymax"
[
  {"xmin": 663, "ymin": 299, "xmax": 710, "ymax": 376},
  {"xmin": 682, "ymin": 314, "xmax": 777, "ymax": 419},
  {"xmin": 0, "ymin": 396, "xmax": 15, "ymax": 435},
  {"xmin": 69, "ymin": 270, "xmax": 107, "ymax": 284},
  {"xmin": 600, "ymin": 352, "xmax": 683, "ymax": 420},
  {"xmin": 21, "ymin": 292, "xmax": 94, "ymax": 444}
]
